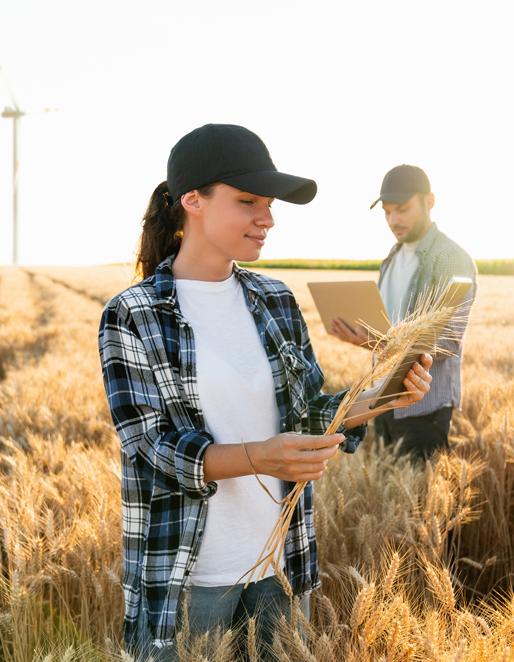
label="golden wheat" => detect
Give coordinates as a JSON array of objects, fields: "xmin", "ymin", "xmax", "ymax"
[{"xmin": 0, "ymin": 266, "xmax": 512, "ymax": 661}]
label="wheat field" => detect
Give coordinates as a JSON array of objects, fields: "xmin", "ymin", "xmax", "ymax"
[{"xmin": 0, "ymin": 265, "xmax": 513, "ymax": 661}]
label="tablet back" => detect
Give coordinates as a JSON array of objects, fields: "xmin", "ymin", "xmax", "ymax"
[{"xmin": 307, "ymin": 280, "xmax": 391, "ymax": 336}]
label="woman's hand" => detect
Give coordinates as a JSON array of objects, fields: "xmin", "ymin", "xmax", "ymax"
[{"xmin": 251, "ymin": 433, "xmax": 344, "ymax": 482}]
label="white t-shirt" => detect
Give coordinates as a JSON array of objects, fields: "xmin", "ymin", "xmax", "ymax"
[
  {"xmin": 175, "ymin": 273, "xmax": 283, "ymax": 586},
  {"xmin": 379, "ymin": 241, "xmax": 420, "ymax": 324}
]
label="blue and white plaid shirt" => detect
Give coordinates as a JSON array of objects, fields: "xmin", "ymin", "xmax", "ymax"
[{"xmin": 98, "ymin": 255, "xmax": 366, "ymax": 647}]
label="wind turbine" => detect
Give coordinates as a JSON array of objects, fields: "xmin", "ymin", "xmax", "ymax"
[{"xmin": 1, "ymin": 66, "xmax": 56, "ymax": 265}]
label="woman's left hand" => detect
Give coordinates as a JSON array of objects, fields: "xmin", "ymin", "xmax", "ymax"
[{"xmin": 387, "ymin": 352, "xmax": 433, "ymax": 409}]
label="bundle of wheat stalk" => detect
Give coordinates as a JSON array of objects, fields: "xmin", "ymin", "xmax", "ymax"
[{"xmin": 243, "ymin": 281, "xmax": 472, "ymax": 587}]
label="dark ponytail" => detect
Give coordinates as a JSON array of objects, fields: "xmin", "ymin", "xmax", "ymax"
[
  {"xmin": 135, "ymin": 182, "xmax": 184, "ymax": 280},
  {"xmin": 135, "ymin": 181, "xmax": 217, "ymax": 279}
]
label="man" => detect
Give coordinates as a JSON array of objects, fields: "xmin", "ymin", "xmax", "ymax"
[{"xmin": 331, "ymin": 165, "xmax": 477, "ymax": 461}]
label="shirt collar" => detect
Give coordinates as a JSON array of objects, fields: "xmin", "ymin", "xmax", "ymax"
[
  {"xmin": 153, "ymin": 254, "xmax": 178, "ymax": 306},
  {"xmin": 232, "ymin": 262, "xmax": 267, "ymax": 303},
  {"xmin": 386, "ymin": 221, "xmax": 439, "ymax": 260},
  {"xmin": 152, "ymin": 254, "xmax": 267, "ymax": 308},
  {"xmin": 414, "ymin": 221, "xmax": 439, "ymax": 255}
]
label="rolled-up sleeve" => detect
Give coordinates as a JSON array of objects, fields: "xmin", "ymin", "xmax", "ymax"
[
  {"xmin": 174, "ymin": 430, "xmax": 217, "ymax": 497},
  {"xmin": 99, "ymin": 301, "xmax": 217, "ymax": 499}
]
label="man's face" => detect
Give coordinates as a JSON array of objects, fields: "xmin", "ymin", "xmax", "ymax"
[{"xmin": 382, "ymin": 194, "xmax": 432, "ymax": 243}]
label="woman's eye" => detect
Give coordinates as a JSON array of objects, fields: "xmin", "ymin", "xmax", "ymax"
[{"xmin": 240, "ymin": 199, "xmax": 273, "ymax": 207}]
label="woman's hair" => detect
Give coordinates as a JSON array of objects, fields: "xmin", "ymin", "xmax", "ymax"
[{"xmin": 135, "ymin": 181, "xmax": 215, "ymax": 279}]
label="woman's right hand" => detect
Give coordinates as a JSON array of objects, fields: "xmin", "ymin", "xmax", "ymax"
[{"xmin": 251, "ymin": 433, "xmax": 344, "ymax": 482}]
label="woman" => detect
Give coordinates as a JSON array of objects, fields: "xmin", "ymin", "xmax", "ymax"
[{"xmin": 99, "ymin": 123, "xmax": 432, "ymax": 660}]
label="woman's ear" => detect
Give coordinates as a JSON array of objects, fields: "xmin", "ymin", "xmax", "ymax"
[{"xmin": 180, "ymin": 190, "xmax": 202, "ymax": 216}]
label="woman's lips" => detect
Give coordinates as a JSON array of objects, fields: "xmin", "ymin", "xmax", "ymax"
[{"xmin": 245, "ymin": 235, "xmax": 266, "ymax": 247}]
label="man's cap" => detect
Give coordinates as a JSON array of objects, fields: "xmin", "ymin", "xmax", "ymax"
[
  {"xmin": 167, "ymin": 123, "xmax": 317, "ymax": 205},
  {"xmin": 370, "ymin": 164, "xmax": 431, "ymax": 210}
]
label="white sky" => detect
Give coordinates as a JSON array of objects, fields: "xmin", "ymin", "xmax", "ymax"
[{"xmin": 0, "ymin": 0, "xmax": 513, "ymax": 265}]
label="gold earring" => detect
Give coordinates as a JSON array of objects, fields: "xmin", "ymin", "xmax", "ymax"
[{"xmin": 174, "ymin": 229, "xmax": 184, "ymax": 240}]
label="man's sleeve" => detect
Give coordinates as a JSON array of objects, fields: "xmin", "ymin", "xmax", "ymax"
[
  {"xmin": 98, "ymin": 301, "xmax": 217, "ymax": 499},
  {"xmin": 294, "ymin": 301, "xmax": 367, "ymax": 453}
]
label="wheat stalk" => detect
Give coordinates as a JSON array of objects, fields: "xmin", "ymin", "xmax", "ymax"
[{"xmin": 243, "ymin": 282, "xmax": 469, "ymax": 587}]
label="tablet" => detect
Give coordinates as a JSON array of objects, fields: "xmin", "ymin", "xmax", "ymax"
[
  {"xmin": 368, "ymin": 351, "xmax": 422, "ymax": 409},
  {"xmin": 307, "ymin": 280, "xmax": 391, "ymax": 336}
]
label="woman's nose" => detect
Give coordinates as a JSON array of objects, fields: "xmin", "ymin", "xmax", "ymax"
[{"xmin": 257, "ymin": 207, "xmax": 274, "ymax": 228}]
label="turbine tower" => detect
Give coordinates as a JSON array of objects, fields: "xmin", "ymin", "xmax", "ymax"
[{"xmin": 1, "ymin": 66, "xmax": 56, "ymax": 265}]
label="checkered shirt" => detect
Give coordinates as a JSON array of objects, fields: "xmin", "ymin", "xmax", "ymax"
[{"xmin": 98, "ymin": 255, "xmax": 366, "ymax": 647}]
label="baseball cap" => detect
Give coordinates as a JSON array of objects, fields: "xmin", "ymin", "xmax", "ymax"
[
  {"xmin": 370, "ymin": 164, "xmax": 431, "ymax": 210},
  {"xmin": 167, "ymin": 123, "xmax": 317, "ymax": 205}
]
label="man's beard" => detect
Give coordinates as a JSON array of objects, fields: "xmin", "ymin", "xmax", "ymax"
[{"xmin": 402, "ymin": 213, "xmax": 430, "ymax": 243}]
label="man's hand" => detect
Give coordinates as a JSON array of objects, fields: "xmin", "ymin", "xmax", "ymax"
[
  {"xmin": 330, "ymin": 317, "xmax": 378, "ymax": 350},
  {"xmin": 385, "ymin": 353, "xmax": 433, "ymax": 410},
  {"xmin": 344, "ymin": 353, "xmax": 433, "ymax": 429}
]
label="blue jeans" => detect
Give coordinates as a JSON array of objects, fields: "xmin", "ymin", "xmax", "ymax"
[{"xmin": 130, "ymin": 576, "xmax": 310, "ymax": 661}]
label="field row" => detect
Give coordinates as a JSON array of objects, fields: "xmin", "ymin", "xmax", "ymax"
[{"xmin": 238, "ymin": 258, "xmax": 514, "ymax": 276}]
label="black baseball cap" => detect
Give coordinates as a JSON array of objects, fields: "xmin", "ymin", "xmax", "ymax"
[
  {"xmin": 167, "ymin": 123, "xmax": 317, "ymax": 205},
  {"xmin": 370, "ymin": 164, "xmax": 431, "ymax": 209}
]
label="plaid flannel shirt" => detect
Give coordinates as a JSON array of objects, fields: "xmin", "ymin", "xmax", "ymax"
[
  {"xmin": 379, "ymin": 222, "xmax": 477, "ymax": 418},
  {"xmin": 98, "ymin": 255, "xmax": 366, "ymax": 647}
]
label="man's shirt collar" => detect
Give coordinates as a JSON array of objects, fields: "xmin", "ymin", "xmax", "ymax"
[
  {"xmin": 385, "ymin": 222, "xmax": 439, "ymax": 261},
  {"xmin": 414, "ymin": 221, "xmax": 439, "ymax": 256}
]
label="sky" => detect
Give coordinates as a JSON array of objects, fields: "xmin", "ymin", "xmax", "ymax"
[{"xmin": 0, "ymin": 0, "xmax": 513, "ymax": 266}]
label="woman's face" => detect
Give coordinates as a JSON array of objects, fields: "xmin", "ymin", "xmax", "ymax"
[{"xmin": 184, "ymin": 183, "xmax": 275, "ymax": 262}]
